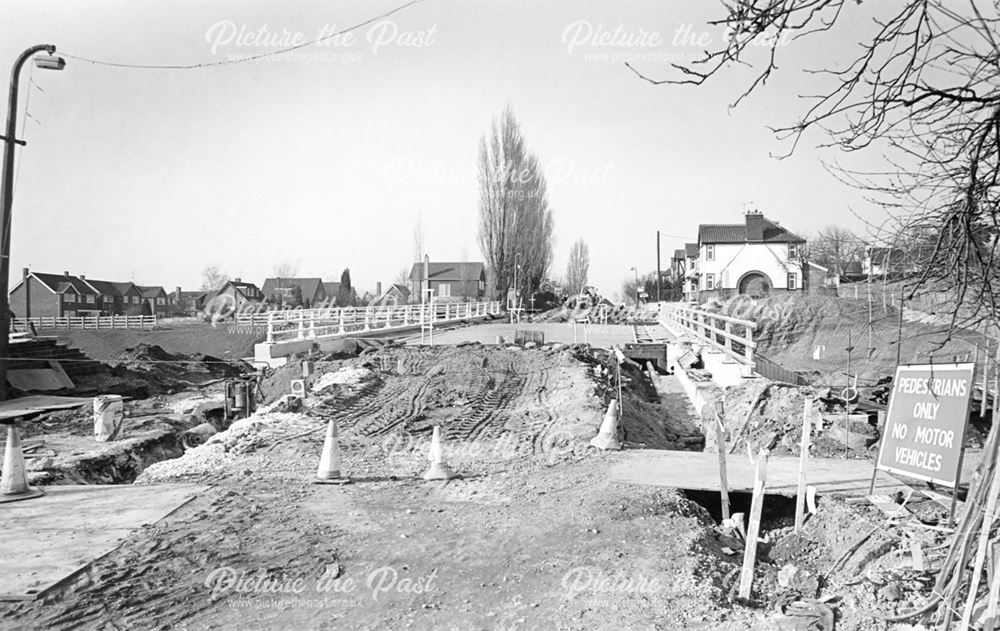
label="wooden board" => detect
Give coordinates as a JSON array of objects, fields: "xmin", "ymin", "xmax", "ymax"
[
  {"xmin": 610, "ymin": 449, "xmax": 982, "ymax": 497},
  {"xmin": 0, "ymin": 484, "xmax": 206, "ymax": 600}
]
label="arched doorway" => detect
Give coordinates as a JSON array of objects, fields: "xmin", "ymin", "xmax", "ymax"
[{"xmin": 738, "ymin": 272, "xmax": 771, "ymax": 298}]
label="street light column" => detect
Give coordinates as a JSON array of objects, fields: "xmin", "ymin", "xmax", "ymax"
[{"xmin": 0, "ymin": 45, "xmax": 61, "ymax": 400}]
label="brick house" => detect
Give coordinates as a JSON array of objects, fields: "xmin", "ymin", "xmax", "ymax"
[
  {"xmin": 202, "ymin": 278, "xmax": 264, "ymax": 314},
  {"xmin": 260, "ymin": 277, "xmax": 326, "ymax": 308},
  {"xmin": 408, "ymin": 261, "xmax": 486, "ymax": 302},
  {"xmin": 138, "ymin": 286, "xmax": 171, "ymax": 316}
]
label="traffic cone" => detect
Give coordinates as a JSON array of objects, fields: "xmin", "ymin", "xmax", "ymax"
[
  {"xmin": 0, "ymin": 425, "xmax": 43, "ymax": 503},
  {"xmin": 313, "ymin": 418, "xmax": 350, "ymax": 485},
  {"xmin": 422, "ymin": 426, "xmax": 456, "ymax": 481},
  {"xmin": 590, "ymin": 399, "xmax": 622, "ymax": 450}
]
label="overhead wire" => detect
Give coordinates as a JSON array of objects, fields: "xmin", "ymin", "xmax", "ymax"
[{"xmin": 61, "ymin": 0, "xmax": 427, "ymax": 70}]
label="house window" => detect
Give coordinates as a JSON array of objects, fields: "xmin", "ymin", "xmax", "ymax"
[
  {"xmin": 62, "ymin": 294, "xmax": 74, "ymax": 303},
  {"xmin": 156, "ymin": 297, "xmax": 165, "ymax": 305},
  {"xmin": 789, "ymin": 243, "xmax": 799, "ymax": 259},
  {"xmin": 438, "ymin": 283, "xmax": 452, "ymax": 297},
  {"xmin": 131, "ymin": 296, "xmax": 139, "ymax": 304},
  {"xmin": 706, "ymin": 244, "xmax": 715, "ymax": 261},
  {"xmin": 705, "ymin": 274, "xmax": 716, "ymax": 291},
  {"xmin": 788, "ymin": 273, "xmax": 797, "ymax": 290}
]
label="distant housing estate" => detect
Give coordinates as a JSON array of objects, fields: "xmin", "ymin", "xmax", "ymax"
[{"xmin": 9, "ymin": 269, "xmax": 172, "ymax": 318}]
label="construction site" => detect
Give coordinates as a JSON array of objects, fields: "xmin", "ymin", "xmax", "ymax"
[
  {"xmin": 4, "ymin": 1, "xmax": 1000, "ymax": 629},
  {"xmin": 0, "ymin": 291, "xmax": 994, "ymax": 631}
]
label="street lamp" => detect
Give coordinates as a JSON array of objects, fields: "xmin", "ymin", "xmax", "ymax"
[
  {"xmin": 629, "ymin": 266, "xmax": 639, "ymax": 309},
  {"xmin": 0, "ymin": 45, "xmax": 65, "ymax": 400}
]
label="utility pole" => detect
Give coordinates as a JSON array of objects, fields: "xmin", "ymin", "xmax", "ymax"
[
  {"xmin": 0, "ymin": 45, "xmax": 64, "ymax": 401},
  {"xmin": 629, "ymin": 266, "xmax": 639, "ymax": 308},
  {"xmin": 656, "ymin": 230, "xmax": 661, "ymax": 302}
]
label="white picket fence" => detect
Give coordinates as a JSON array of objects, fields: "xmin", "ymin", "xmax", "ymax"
[
  {"xmin": 261, "ymin": 301, "xmax": 501, "ymax": 343},
  {"xmin": 12, "ymin": 315, "xmax": 157, "ymax": 330}
]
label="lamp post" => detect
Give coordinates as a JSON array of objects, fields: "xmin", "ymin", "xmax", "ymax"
[
  {"xmin": 0, "ymin": 45, "xmax": 65, "ymax": 400},
  {"xmin": 629, "ymin": 266, "xmax": 639, "ymax": 309},
  {"xmin": 512, "ymin": 252, "xmax": 520, "ymax": 310}
]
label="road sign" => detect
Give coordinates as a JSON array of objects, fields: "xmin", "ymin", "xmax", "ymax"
[{"xmin": 875, "ymin": 363, "xmax": 974, "ymax": 487}]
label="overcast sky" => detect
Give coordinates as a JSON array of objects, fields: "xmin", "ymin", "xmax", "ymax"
[{"xmin": 3, "ymin": 0, "xmax": 884, "ymax": 296}]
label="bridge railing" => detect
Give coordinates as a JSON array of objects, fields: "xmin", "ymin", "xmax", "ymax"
[
  {"xmin": 661, "ymin": 304, "xmax": 757, "ymax": 367},
  {"xmin": 263, "ymin": 301, "xmax": 501, "ymax": 343}
]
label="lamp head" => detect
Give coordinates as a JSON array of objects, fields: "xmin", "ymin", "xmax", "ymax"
[{"xmin": 34, "ymin": 54, "xmax": 65, "ymax": 71}]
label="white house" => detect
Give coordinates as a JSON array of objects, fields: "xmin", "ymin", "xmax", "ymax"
[{"xmin": 690, "ymin": 210, "xmax": 806, "ymax": 301}]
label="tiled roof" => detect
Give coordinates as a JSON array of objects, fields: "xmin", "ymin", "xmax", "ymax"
[
  {"xmin": 698, "ymin": 217, "xmax": 805, "ymax": 245},
  {"xmin": 323, "ymin": 282, "xmax": 342, "ymax": 297},
  {"xmin": 138, "ymin": 285, "xmax": 167, "ymax": 298},
  {"xmin": 409, "ymin": 261, "xmax": 486, "ymax": 282},
  {"xmin": 261, "ymin": 277, "xmax": 325, "ymax": 299},
  {"xmin": 684, "ymin": 243, "xmax": 699, "ymax": 258},
  {"xmin": 112, "ymin": 282, "xmax": 139, "ymax": 295},
  {"xmin": 31, "ymin": 272, "xmax": 96, "ymax": 295},
  {"xmin": 672, "ymin": 249, "xmax": 685, "ymax": 260}
]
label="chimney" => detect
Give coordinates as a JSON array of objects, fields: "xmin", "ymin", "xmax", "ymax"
[
  {"xmin": 80, "ymin": 273, "xmax": 86, "ymax": 280},
  {"xmin": 234, "ymin": 277, "xmax": 242, "ymax": 283},
  {"xmin": 745, "ymin": 211, "xmax": 765, "ymax": 242},
  {"xmin": 22, "ymin": 267, "xmax": 28, "ymax": 281},
  {"xmin": 63, "ymin": 271, "xmax": 70, "ymax": 278},
  {"xmin": 176, "ymin": 286, "xmax": 182, "ymax": 298},
  {"xmin": 376, "ymin": 281, "xmax": 382, "ymax": 296}
]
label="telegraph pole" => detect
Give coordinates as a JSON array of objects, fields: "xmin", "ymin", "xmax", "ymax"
[{"xmin": 656, "ymin": 230, "xmax": 662, "ymax": 302}]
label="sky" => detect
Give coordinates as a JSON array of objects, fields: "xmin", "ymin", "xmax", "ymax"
[{"xmin": 2, "ymin": 0, "xmax": 886, "ymax": 297}]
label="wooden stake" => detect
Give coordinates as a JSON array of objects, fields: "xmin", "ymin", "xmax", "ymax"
[
  {"xmin": 961, "ymin": 431, "xmax": 1000, "ymax": 628},
  {"xmin": 983, "ymin": 340, "xmax": 990, "ymax": 418},
  {"xmin": 738, "ymin": 448, "xmax": 769, "ymax": 600},
  {"xmin": 714, "ymin": 400, "xmax": 731, "ymax": 522},
  {"xmin": 795, "ymin": 397, "xmax": 812, "ymax": 533}
]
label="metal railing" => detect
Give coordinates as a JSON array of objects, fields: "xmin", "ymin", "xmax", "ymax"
[
  {"xmin": 662, "ymin": 304, "xmax": 757, "ymax": 367},
  {"xmin": 12, "ymin": 315, "xmax": 157, "ymax": 330},
  {"xmin": 262, "ymin": 301, "xmax": 501, "ymax": 343}
]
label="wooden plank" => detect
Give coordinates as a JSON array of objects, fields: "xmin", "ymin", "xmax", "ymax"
[
  {"xmin": 739, "ymin": 449, "xmax": 768, "ymax": 599},
  {"xmin": 0, "ymin": 484, "xmax": 206, "ymax": 600},
  {"xmin": 794, "ymin": 397, "xmax": 812, "ymax": 532},
  {"xmin": 715, "ymin": 402, "xmax": 731, "ymax": 522}
]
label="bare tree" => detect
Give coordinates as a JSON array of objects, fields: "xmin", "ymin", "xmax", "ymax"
[
  {"xmin": 272, "ymin": 260, "xmax": 299, "ymax": 279},
  {"xmin": 477, "ymin": 105, "xmax": 555, "ymax": 301},
  {"xmin": 809, "ymin": 226, "xmax": 865, "ymax": 279},
  {"xmin": 566, "ymin": 239, "xmax": 590, "ymax": 294},
  {"xmin": 200, "ymin": 265, "xmax": 229, "ymax": 292},
  {"xmin": 413, "ymin": 211, "xmax": 424, "ymax": 264},
  {"xmin": 628, "ymin": 1, "xmax": 1000, "ymax": 334}
]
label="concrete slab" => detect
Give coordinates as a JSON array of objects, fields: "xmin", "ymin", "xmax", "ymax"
[
  {"xmin": 0, "ymin": 483, "xmax": 206, "ymax": 600},
  {"xmin": 609, "ymin": 449, "xmax": 982, "ymax": 498},
  {"xmin": 7, "ymin": 363, "xmax": 74, "ymax": 392},
  {"xmin": 0, "ymin": 395, "xmax": 92, "ymax": 423}
]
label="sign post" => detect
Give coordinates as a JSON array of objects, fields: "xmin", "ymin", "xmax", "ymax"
[{"xmin": 871, "ymin": 362, "xmax": 975, "ymax": 524}]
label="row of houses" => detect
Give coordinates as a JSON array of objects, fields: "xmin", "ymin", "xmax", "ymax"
[
  {"xmin": 8, "ymin": 260, "xmax": 492, "ymax": 319},
  {"xmin": 10, "ymin": 269, "xmax": 172, "ymax": 319}
]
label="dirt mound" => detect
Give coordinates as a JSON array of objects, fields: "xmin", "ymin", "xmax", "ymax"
[
  {"xmin": 718, "ymin": 380, "xmax": 874, "ymax": 459},
  {"xmin": 706, "ymin": 294, "xmax": 981, "ymax": 386}
]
